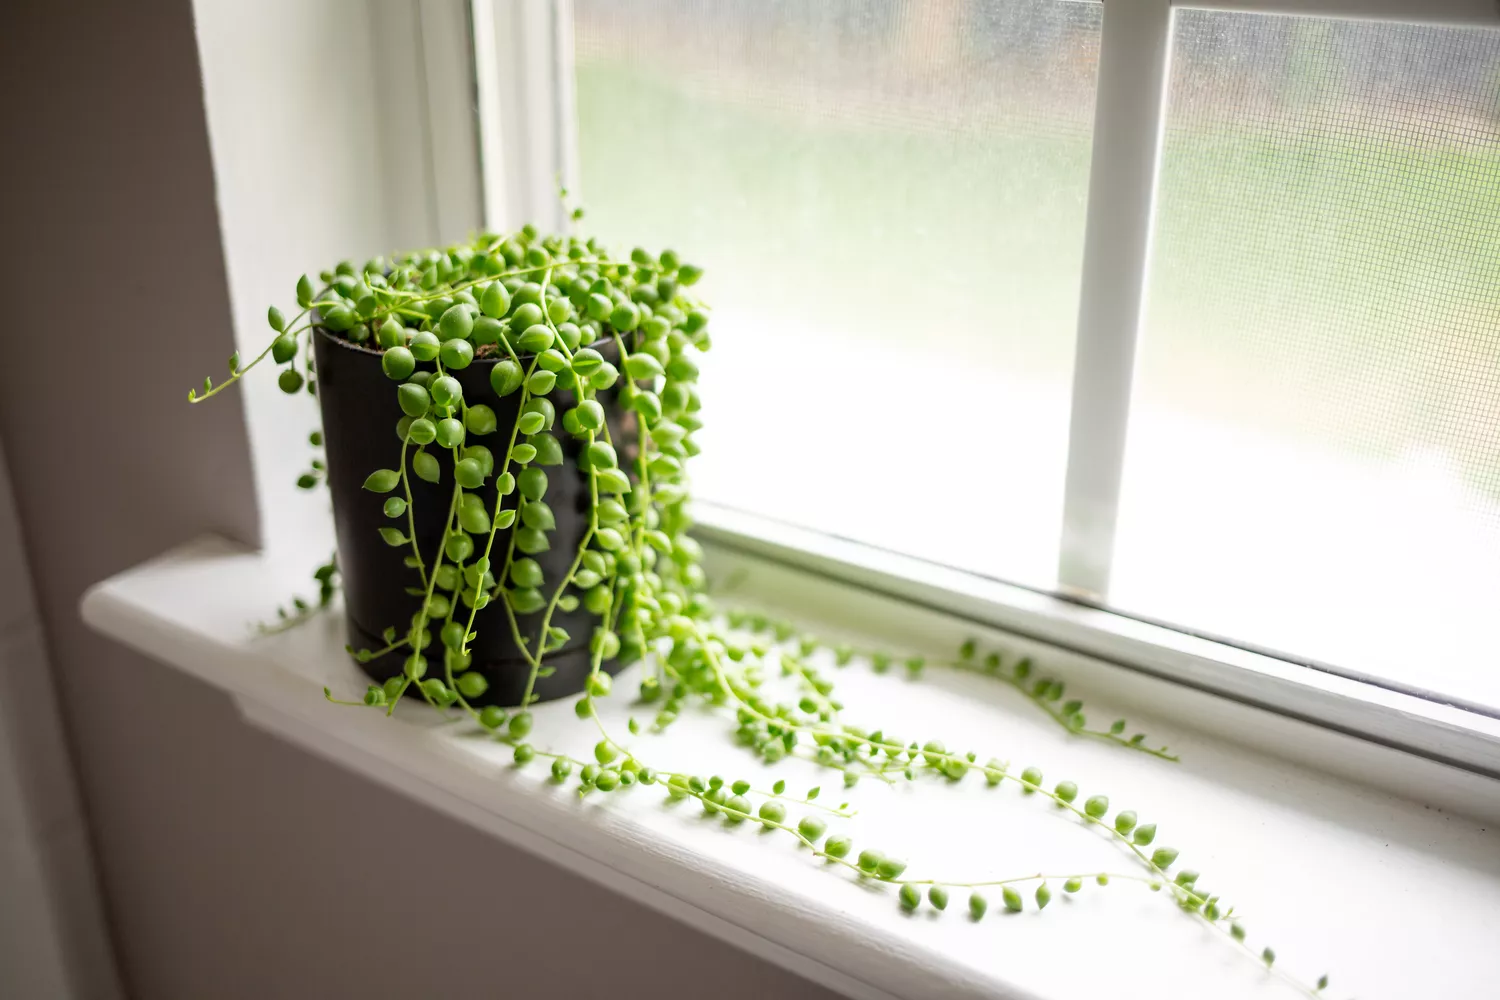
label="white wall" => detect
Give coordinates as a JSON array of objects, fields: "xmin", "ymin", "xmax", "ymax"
[
  {"xmin": 0, "ymin": 440, "xmax": 121, "ymax": 1000},
  {"xmin": 191, "ymin": 0, "xmax": 481, "ymax": 570}
]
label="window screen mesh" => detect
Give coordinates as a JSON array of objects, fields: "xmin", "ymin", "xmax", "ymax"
[
  {"xmin": 573, "ymin": 0, "xmax": 1101, "ymax": 588},
  {"xmin": 1114, "ymin": 11, "xmax": 1500, "ymax": 706}
]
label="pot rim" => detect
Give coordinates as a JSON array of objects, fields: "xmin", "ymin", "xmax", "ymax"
[{"xmin": 313, "ymin": 319, "xmax": 618, "ymax": 366}]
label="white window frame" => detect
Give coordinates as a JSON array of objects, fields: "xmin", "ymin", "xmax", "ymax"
[{"xmin": 468, "ymin": 0, "xmax": 1500, "ymax": 779}]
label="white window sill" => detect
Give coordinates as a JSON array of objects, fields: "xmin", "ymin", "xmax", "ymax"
[{"xmin": 82, "ymin": 536, "xmax": 1498, "ymax": 1000}]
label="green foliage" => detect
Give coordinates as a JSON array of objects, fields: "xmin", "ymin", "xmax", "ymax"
[{"xmin": 192, "ymin": 225, "xmax": 1338, "ymax": 1000}]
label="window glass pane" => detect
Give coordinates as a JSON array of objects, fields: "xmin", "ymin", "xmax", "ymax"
[
  {"xmin": 1114, "ymin": 11, "xmax": 1500, "ymax": 708},
  {"xmin": 573, "ymin": 0, "xmax": 1101, "ymax": 588}
]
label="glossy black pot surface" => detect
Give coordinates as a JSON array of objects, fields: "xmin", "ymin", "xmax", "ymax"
[{"xmin": 312, "ymin": 327, "xmax": 629, "ymax": 707}]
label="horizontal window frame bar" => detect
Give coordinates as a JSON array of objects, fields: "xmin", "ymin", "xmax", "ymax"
[
  {"xmin": 1166, "ymin": 0, "xmax": 1499, "ymax": 27},
  {"xmin": 693, "ymin": 501, "xmax": 1500, "ymax": 782}
]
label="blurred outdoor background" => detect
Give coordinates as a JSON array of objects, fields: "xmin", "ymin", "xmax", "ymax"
[{"xmin": 571, "ymin": 0, "xmax": 1500, "ymax": 707}]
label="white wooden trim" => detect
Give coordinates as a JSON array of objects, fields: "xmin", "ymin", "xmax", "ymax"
[
  {"xmin": 553, "ymin": 0, "xmax": 581, "ymax": 213},
  {"xmin": 475, "ymin": 0, "xmax": 570, "ymax": 232},
  {"xmin": 1057, "ymin": 0, "xmax": 1174, "ymax": 600},
  {"xmin": 470, "ymin": 0, "xmax": 509, "ymax": 233},
  {"xmin": 416, "ymin": 0, "xmax": 486, "ymax": 243},
  {"xmin": 1175, "ymin": 0, "xmax": 1498, "ymax": 27}
]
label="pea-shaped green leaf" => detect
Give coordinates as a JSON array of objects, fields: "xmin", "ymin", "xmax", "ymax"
[
  {"xmin": 595, "ymin": 468, "xmax": 631, "ymax": 494},
  {"xmin": 796, "ymin": 816, "xmax": 826, "ymax": 842},
  {"xmin": 454, "ymin": 458, "xmax": 484, "ymax": 489},
  {"xmin": 322, "ymin": 304, "xmax": 355, "ymax": 332},
  {"xmin": 518, "ymin": 467, "xmax": 548, "ymax": 500},
  {"xmin": 570, "ymin": 348, "xmax": 604, "ymax": 375},
  {"xmin": 465, "ymin": 404, "xmax": 497, "ymax": 436},
  {"xmin": 439, "ymin": 338, "xmax": 474, "ymax": 370},
  {"xmin": 456, "ymin": 672, "xmax": 488, "ymax": 699},
  {"xmin": 586, "ymin": 441, "xmax": 618, "ymax": 469},
  {"xmin": 480, "ymin": 281, "xmax": 510, "ymax": 318},
  {"xmin": 377, "ymin": 317, "xmax": 405, "ymax": 349},
  {"xmin": 624, "ymin": 354, "xmax": 663, "ymax": 380},
  {"xmin": 573, "ymin": 399, "xmax": 605, "ymax": 431},
  {"xmin": 631, "ymin": 391, "xmax": 662, "ymax": 423},
  {"xmin": 409, "ymin": 331, "xmax": 440, "ymax": 361},
  {"xmin": 520, "ymin": 502, "xmax": 554, "ymax": 531},
  {"xmin": 382, "ymin": 346, "xmax": 415, "ymax": 381},
  {"xmin": 531, "ymin": 435, "xmax": 563, "ymax": 466},
  {"xmin": 444, "ymin": 532, "xmax": 473, "ymax": 563},
  {"xmin": 438, "ymin": 304, "xmax": 473, "ymax": 342},
  {"xmin": 430, "ymin": 375, "xmax": 462, "ymax": 408},
  {"xmin": 595, "ymin": 499, "xmax": 627, "ymax": 524},
  {"xmin": 407, "ymin": 418, "xmax": 436, "ymax": 445},
  {"xmin": 589, "ymin": 362, "xmax": 619, "ymax": 391},
  {"xmin": 363, "ymin": 469, "xmax": 400, "ymax": 493},
  {"xmin": 435, "ymin": 417, "xmax": 465, "ymax": 449},
  {"xmin": 412, "ymin": 451, "xmax": 440, "ymax": 483},
  {"xmin": 508, "ymin": 587, "xmax": 545, "ymax": 614},
  {"xmin": 510, "ymin": 558, "xmax": 544, "ymax": 589},
  {"xmin": 471, "ymin": 316, "xmax": 503, "ymax": 346},
  {"xmin": 648, "ymin": 453, "xmax": 682, "ymax": 478},
  {"xmin": 609, "ymin": 301, "xmax": 639, "ymax": 332},
  {"xmin": 666, "ymin": 355, "xmax": 698, "ymax": 382},
  {"xmin": 397, "ymin": 383, "xmax": 430, "ymax": 418},
  {"xmin": 517, "ymin": 324, "xmax": 554, "ymax": 354},
  {"xmin": 490, "ymin": 359, "xmax": 523, "ymax": 397}
]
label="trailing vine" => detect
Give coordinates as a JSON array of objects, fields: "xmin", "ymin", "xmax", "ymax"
[
  {"xmin": 730, "ymin": 616, "xmax": 1178, "ymax": 760},
  {"xmin": 192, "ymin": 226, "xmax": 1339, "ymax": 999}
]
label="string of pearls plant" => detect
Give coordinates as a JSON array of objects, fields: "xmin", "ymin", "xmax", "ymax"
[{"xmin": 191, "ymin": 226, "xmax": 1338, "ymax": 999}]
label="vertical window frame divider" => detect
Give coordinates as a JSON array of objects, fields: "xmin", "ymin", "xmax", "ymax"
[{"xmin": 1056, "ymin": 0, "xmax": 1175, "ymax": 602}]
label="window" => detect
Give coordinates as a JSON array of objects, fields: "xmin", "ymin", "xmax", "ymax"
[
  {"xmin": 572, "ymin": 0, "xmax": 1104, "ymax": 589},
  {"xmin": 1114, "ymin": 10, "xmax": 1500, "ymax": 710},
  {"xmin": 475, "ymin": 0, "xmax": 1500, "ymax": 758}
]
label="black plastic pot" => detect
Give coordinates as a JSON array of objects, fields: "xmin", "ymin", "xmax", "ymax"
[{"xmin": 312, "ymin": 326, "xmax": 630, "ymax": 707}]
